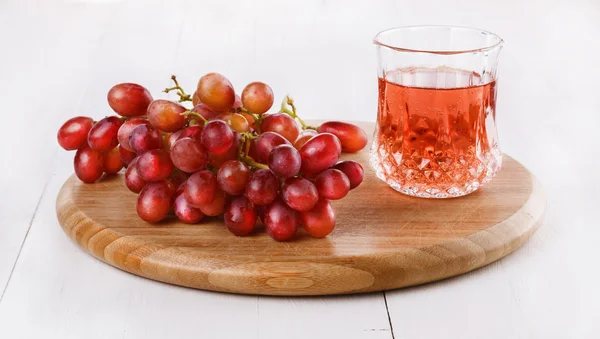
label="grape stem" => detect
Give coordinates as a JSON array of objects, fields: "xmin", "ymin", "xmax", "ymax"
[
  {"xmin": 238, "ymin": 132, "xmax": 267, "ymax": 169},
  {"xmin": 280, "ymin": 95, "xmax": 317, "ymax": 130},
  {"xmin": 181, "ymin": 110, "xmax": 207, "ymax": 123},
  {"xmin": 241, "ymin": 155, "xmax": 269, "ymax": 170},
  {"xmin": 164, "ymin": 75, "xmax": 192, "ymax": 103}
]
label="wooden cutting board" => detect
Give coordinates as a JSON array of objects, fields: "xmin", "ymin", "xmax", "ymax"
[{"xmin": 56, "ymin": 122, "xmax": 545, "ymax": 296}]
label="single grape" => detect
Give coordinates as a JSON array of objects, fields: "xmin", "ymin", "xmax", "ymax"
[
  {"xmin": 240, "ymin": 112, "xmax": 258, "ymax": 130},
  {"xmin": 74, "ymin": 145, "xmax": 104, "ymax": 183},
  {"xmin": 125, "ymin": 157, "xmax": 146, "ymax": 193},
  {"xmin": 245, "ymin": 169, "xmax": 279, "ymax": 206},
  {"xmin": 129, "ymin": 124, "xmax": 162, "ymax": 154},
  {"xmin": 198, "ymin": 188, "xmax": 226, "ymax": 216},
  {"xmin": 253, "ymin": 131, "xmax": 290, "ymax": 163},
  {"xmin": 314, "ymin": 169, "xmax": 350, "ymax": 200},
  {"xmin": 293, "ymin": 129, "xmax": 318, "ymax": 150},
  {"xmin": 191, "ymin": 103, "xmax": 217, "ymax": 123},
  {"xmin": 300, "ymin": 199, "xmax": 336, "ymax": 238},
  {"xmin": 185, "ymin": 170, "xmax": 218, "ymax": 207},
  {"xmin": 317, "ymin": 121, "xmax": 368, "ymax": 153},
  {"xmin": 208, "ymin": 134, "xmax": 239, "ymax": 168},
  {"xmin": 170, "ymin": 137, "xmax": 208, "ymax": 173},
  {"xmin": 281, "ymin": 177, "xmax": 319, "ymax": 212},
  {"xmin": 333, "ymin": 161, "xmax": 364, "ymax": 189},
  {"xmin": 137, "ymin": 181, "xmax": 173, "ymax": 222},
  {"xmin": 147, "ymin": 99, "xmax": 187, "ymax": 132},
  {"xmin": 57, "ymin": 116, "xmax": 94, "ymax": 150},
  {"xmin": 241, "ymin": 82, "xmax": 274, "ymax": 114},
  {"xmin": 232, "ymin": 94, "xmax": 242, "ymax": 109},
  {"xmin": 268, "ymin": 144, "xmax": 301, "ymax": 178},
  {"xmin": 169, "ymin": 169, "xmax": 189, "ymax": 190},
  {"xmin": 165, "ymin": 129, "xmax": 183, "ymax": 150},
  {"xmin": 201, "ymin": 120, "xmax": 234, "ymax": 154},
  {"xmin": 136, "ymin": 149, "xmax": 174, "ymax": 182},
  {"xmin": 174, "ymin": 194, "xmax": 205, "ymax": 224},
  {"xmin": 299, "ymin": 133, "xmax": 342, "ymax": 176},
  {"xmin": 264, "ymin": 199, "xmax": 299, "ymax": 241},
  {"xmin": 217, "ymin": 160, "xmax": 251, "ymax": 195},
  {"xmin": 192, "ymin": 91, "xmax": 201, "ymax": 106},
  {"xmin": 179, "ymin": 125, "xmax": 203, "ymax": 141},
  {"xmin": 224, "ymin": 196, "xmax": 257, "ymax": 236},
  {"xmin": 107, "ymin": 83, "xmax": 153, "ymax": 117},
  {"xmin": 119, "ymin": 145, "xmax": 137, "ymax": 167},
  {"xmin": 87, "ymin": 116, "xmax": 123, "ymax": 152},
  {"xmin": 197, "ymin": 73, "xmax": 235, "ymax": 112},
  {"xmin": 260, "ymin": 113, "xmax": 300, "ymax": 142},
  {"xmin": 117, "ymin": 118, "xmax": 148, "ymax": 152},
  {"xmin": 228, "ymin": 113, "xmax": 250, "ymax": 133},
  {"xmin": 103, "ymin": 147, "xmax": 123, "ymax": 174}
]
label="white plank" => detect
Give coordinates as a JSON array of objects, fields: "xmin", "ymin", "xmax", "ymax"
[{"xmin": 0, "ymin": 0, "xmax": 115, "ymax": 293}]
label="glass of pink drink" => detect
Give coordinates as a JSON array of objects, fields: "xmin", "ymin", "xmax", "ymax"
[{"xmin": 371, "ymin": 26, "xmax": 504, "ymax": 198}]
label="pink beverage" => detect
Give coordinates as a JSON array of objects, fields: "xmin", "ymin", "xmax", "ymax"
[{"xmin": 371, "ymin": 67, "xmax": 502, "ymax": 198}]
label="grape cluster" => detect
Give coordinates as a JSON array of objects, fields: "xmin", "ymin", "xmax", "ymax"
[{"xmin": 57, "ymin": 73, "xmax": 368, "ymax": 241}]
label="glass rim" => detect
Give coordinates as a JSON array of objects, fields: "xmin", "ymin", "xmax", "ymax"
[{"xmin": 373, "ymin": 25, "xmax": 504, "ymax": 55}]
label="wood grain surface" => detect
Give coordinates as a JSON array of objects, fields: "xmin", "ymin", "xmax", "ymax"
[{"xmin": 56, "ymin": 122, "xmax": 545, "ymax": 296}]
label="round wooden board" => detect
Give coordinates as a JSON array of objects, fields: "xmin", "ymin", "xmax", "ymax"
[{"xmin": 56, "ymin": 122, "xmax": 545, "ymax": 296}]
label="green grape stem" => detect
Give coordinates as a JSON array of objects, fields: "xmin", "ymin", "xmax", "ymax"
[
  {"xmin": 180, "ymin": 110, "xmax": 207, "ymax": 123},
  {"xmin": 164, "ymin": 75, "xmax": 192, "ymax": 103},
  {"xmin": 280, "ymin": 95, "xmax": 317, "ymax": 130},
  {"xmin": 238, "ymin": 132, "xmax": 267, "ymax": 169}
]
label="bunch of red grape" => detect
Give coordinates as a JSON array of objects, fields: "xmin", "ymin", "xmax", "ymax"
[{"xmin": 57, "ymin": 73, "xmax": 368, "ymax": 241}]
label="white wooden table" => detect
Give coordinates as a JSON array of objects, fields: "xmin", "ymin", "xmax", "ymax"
[{"xmin": 1, "ymin": 0, "xmax": 598, "ymax": 338}]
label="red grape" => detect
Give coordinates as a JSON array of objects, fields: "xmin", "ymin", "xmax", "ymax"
[
  {"xmin": 117, "ymin": 118, "xmax": 148, "ymax": 152},
  {"xmin": 57, "ymin": 116, "xmax": 94, "ymax": 150},
  {"xmin": 201, "ymin": 120, "xmax": 234, "ymax": 154},
  {"xmin": 125, "ymin": 157, "xmax": 146, "ymax": 193},
  {"xmin": 137, "ymin": 181, "xmax": 173, "ymax": 222},
  {"xmin": 300, "ymin": 199, "xmax": 336, "ymax": 238},
  {"xmin": 185, "ymin": 170, "xmax": 218, "ymax": 207},
  {"xmin": 314, "ymin": 169, "xmax": 350, "ymax": 200},
  {"xmin": 192, "ymin": 91, "xmax": 201, "ymax": 106},
  {"xmin": 107, "ymin": 83, "xmax": 153, "ymax": 117},
  {"xmin": 264, "ymin": 199, "xmax": 299, "ymax": 241},
  {"xmin": 136, "ymin": 149, "xmax": 174, "ymax": 182},
  {"xmin": 170, "ymin": 137, "xmax": 208, "ymax": 173},
  {"xmin": 232, "ymin": 94, "xmax": 242, "ymax": 109},
  {"xmin": 268, "ymin": 144, "xmax": 301, "ymax": 178},
  {"xmin": 228, "ymin": 113, "xmax": 250, "ymax": 133},
  {"xmin": 103, "ymin": 147, "xmax": 123, "ymax": 174},
  {"xmin": 208, "ymin": 135, "xmax": 239, "ymax": 168},
  {"xmin": 333, "ymin": 161, "xmax": 364, "ymax": 189},
  {"xmin": 87, "ymin": 116, "xmax": 123, "ymax": 152},
  {"xmin": 174, "ymin": 194, "xmax": 205, "ymax": 224},
  {"xmin": 165, "ymin": 129, "xmax": 183, "ymax": 150},
  {"xmin": 217, "ymin": 160, "xmax": 250, "ymax": 195},
  {"xmin": 224, "ymin": 196, "xmax": 256, "ymax": 236},
  {"xmin": 241, "ymin": 82, "xmax": 274, "ymax": 114},
  {"xmin": 74, "ymin": 145, "xmax": 104, "ymax": 183},
  {"xmin": 299, "ymin": 133, "xmax": 341, "ymax": 176},
  {"xmin": 293, "ymin": 129, "xmax": 318, "ymax": 150},
  {"xmin": 198, "ymin": 188, "xmax": 226, "ymax": 216},
  {"xmin": 179, "ymin": 125, "xmax": 203, "ymax": 141},
  {"xmin": 197, "ymin": 73, "xmax": 235, "ymax": 112},
  {"xmin": 260, "ymin": 113, "xmax": 300, "ymax": 142},
  {"xmin": 281, "ymin": 177, "xmax": 318, "ymax": 212},
  {"xmin": 245, "ymin": 169, "xmax": 279, "ymax": 206},
  {"xmin": 119, "ymin": 145, "xmax": 136, "ymax": 167},
  {"xmin": 317, "ymin": 121, "xmax": 368, "ymax": 153},
  {"xmin": 253, "ymin": 131, "xmax": 290, "ymax": 163},
  {"xmin": 147, "ymin": 99, "xmax": 187, "ymax": 132},
  {"xmin": 129, "ymin": 124, "xmax": 162, "ymax": 154},
  {"xmin": 191, "ymin": 103, "xmax": 217, "ymax": 123}
]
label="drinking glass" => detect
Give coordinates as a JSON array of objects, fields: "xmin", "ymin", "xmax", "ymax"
[{"xmin": 371, "ymin": 26, "xmax": 504, "ymax": 198}]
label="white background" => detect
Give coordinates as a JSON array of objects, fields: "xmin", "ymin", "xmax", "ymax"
[{"xmin": 0, "ymin": 0, "xmax": 599, "ymax": 338}]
